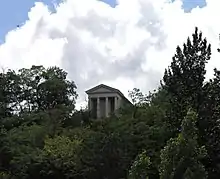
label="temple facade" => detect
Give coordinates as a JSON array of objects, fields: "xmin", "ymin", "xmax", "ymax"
[{"xmin": 86, "ymin": 84, "xmax": 132, "ymax": 119}]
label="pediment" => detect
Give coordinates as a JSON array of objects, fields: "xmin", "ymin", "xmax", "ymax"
[
  {"xmin": 86, "ymin": 84, "xmax": 117, "ymax": 94},
  {"xmin": 91, "ymin": 87, "xmax": 114, "ymax": 93}
]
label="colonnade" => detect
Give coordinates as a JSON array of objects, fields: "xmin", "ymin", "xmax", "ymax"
[{"xmin": 89, "ymin": 96, "xmax": 118, "ymax": 118}]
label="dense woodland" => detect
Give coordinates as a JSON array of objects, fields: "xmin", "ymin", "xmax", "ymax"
[{"xmin": 0, "ymin": 27, "xmax": 220, "ymax": 179}]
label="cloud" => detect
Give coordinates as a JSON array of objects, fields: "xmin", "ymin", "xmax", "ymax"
[{"xmin": 0, "ymin": 0, "xmax": 220, "ymax": 109}]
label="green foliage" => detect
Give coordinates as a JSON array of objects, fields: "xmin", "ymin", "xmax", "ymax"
[
  {"xmin": 198, "ymin": 68, "xmax": 220, "ymax": 178},
  {"xmin": 159, "ymin": 109, "xmax": 207, "ymax": 179},
  {"xmin": 0, "ymin": 65, "xmax": 77, "ymax": 115},
  {"xmin": 162, "ymin": 27, "xmax": 211, "ymax": 133},
  {"xmin": 38, "ymin": 135, "xmax": 82, "ymax": 178},
  {"xmin": 128, "ymin": 88, "xmax": 148, "ymax": 106},
  {"xmin": 0, "ymin": 172, "xmax": 11, "ymax": 179},
  {"xmin": 4, "ymin": 124, "xmax": 48, "ymax": 178},
  {"xmin": 84, "ymin": 105, "xmax": 168, "ymax": 179},
  {"xmin": 128, "ymin": 150, "xmax": 151, "ymax": 179},
  {"xmin": 0, "ymin": 27, "xmax": 220, "ymax": 179}
]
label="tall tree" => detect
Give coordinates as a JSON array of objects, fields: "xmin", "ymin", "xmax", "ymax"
[
  {"xmin": 17, "ymin": 65, "xmax": 78, "ymax": 112},
  {"xmin": 162, "ymin": 27, "xmax": 211, "ymax": 133},
  {"xmin": 198, "ymin": 68, "xmax": 220, "ymax": 178}
]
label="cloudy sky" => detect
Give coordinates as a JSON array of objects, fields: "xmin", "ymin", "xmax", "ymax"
[{"xmin": 0, "ymin": 0, "xmax": 219, "ymax": 108}]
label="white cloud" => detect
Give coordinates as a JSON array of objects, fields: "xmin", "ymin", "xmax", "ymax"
[{"xmin": 0, "ymin": 0, "xmax": 220, "ymax": 109}]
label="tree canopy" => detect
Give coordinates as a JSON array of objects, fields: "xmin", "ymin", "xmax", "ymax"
[{"xmin": 0, "ymin": 27, "xmax": 220, "ymax": 179}]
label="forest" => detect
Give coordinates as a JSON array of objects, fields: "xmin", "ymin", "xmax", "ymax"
[{"xmin": 0, "ymin": 27, "xmax": 220, "ymax": 179}]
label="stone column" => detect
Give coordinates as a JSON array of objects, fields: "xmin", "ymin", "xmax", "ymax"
[
  {"xmin": 105, "ymin": 97, "xmax": 109, "ymax": 117},
  {"xmin": 114, "ymin": 96, "xmax": 118, "ymax": 111},
  {"xmin": 97, "ymin": 97, "xmax": 100, "ymax": 119},
  {"xmin": 88, "ymin": 97, "xmax": 92, "ymax": 111}
]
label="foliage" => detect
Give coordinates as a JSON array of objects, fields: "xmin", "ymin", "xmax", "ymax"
[
  {"xmin": 128, "ymin": 88, "xmax": 148, "ymax": 106},
  {"xmin": 0, "ymin": 27, "xmax": 220, "ymax": 179},
  {"xmin": 162, "ymin": 27, "xmax": 211, "ymax": 133},
  {"xmin": 37, "ymin": 135, "xmax": 82, "ymax": 179},
  {"xmin": 159, "ymin": 109, "xmax": 207, "ymax": 179},
  {"xmin": 128, "ymin": 150, "xmax": 151, "ymax": 179},
  {"xmin": 198, "ymin": 68, "xmax": 220, "ymax": 178}
]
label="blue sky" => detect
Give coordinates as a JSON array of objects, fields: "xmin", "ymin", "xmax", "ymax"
[{"xmin": 0, "ymin": 0, "xmax": 206, "ymax": 43}]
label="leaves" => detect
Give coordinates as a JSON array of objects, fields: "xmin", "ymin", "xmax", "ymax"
[
  {"xmin": 159, "ymin": 109, "xmax": 207, "ymax": 179},
  {"xmin": 162, "ymin": 27, "xmax": 211, "ymax": 133},
  {"xmin": 0, "ymin": 27, "xmax": 220, "ymax": 179},
  {"xmin": 128, "ymin": 150, "xmax": 151, "ymax": 179}
]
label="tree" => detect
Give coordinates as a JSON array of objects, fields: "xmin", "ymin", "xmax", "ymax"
[
  {"xmin": 198, "ymin": 68, "xmax": 220, "ymax": 178},
  {"xmin": 37, "ymin": 66, "xmax": 78, "ymax": 111},
  {"xmin": 128, "ymin": 150, "xmax": 151, "ymax": 179},
  {"xmin": 17, "ymin": 65, "xmax": 78, "ymax": 112},
  {"xmin": 128, "ymin": 88, "xmax": 148, "ymax": 106},
  {"xmin": 86, "ymin": 101, "xmax": 168, "ymax": 179},
  {"xmin": 1, "ymin": 124, "xmax": 48, "ymax": 178},
  {"xmin": 0, "ymin": 65, "xmax": 80, "ymax": 177},
  {"xmin": 37, "ymin": 135, "xmax": 82, "ymax": 179},
  {"xmin": 128, "ymin": 88, "xmax": 150, "ymax": 119},
  {"xmin": 0, "ymin": 70, "xmax": 21, "ymax": 118},
  {"xmin": 4, "ymin": 44, "xmax": 220, "ymax": 179},
  {"xmin": 162, "ymin": 27, "xmax": 211, "ymax": 133},
  {"xmin": 159, "ymin": 109, "xmax": 207, "ymax": 179}
]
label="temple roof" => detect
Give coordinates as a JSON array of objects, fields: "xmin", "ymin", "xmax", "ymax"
[{"xmin": 86, "ymin": 84, "xmax": 132, "ymax": 104}]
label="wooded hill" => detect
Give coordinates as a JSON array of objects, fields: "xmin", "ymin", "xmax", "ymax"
[{"xmin": 0, "ymin": 27, "xmax": 219, "ymax": 179}]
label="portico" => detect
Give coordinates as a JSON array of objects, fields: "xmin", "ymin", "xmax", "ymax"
[
  {"xmin": 86, "ymin": 84, "xmax": 132, "ymax": 119},
  {"xmin": 89, "ymin": 96, "xmax": 118, "ymax": 118}
]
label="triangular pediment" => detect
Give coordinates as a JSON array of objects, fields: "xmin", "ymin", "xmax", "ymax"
[
  {"xmin": 86, "ymin": 84, "xmax": 118, "ymax": 94},
  {"xmin": 85, "ymin": 84, "xmax": 133, "ymax": 105}
]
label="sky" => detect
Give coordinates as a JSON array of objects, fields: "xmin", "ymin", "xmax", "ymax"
[
  {"xmin": 0, "ymin": 0, "xmax": 206, "ymax": 41},
  {"xmin": 0, "ymin": 0, "xmax": 219, "ymax": 109}
]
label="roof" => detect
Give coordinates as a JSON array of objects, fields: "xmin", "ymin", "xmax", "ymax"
[{"xmin": 85, "ymin": 84, "xmax": 132, "ymax": 104}]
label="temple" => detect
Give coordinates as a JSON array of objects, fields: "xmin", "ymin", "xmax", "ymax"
[{"xmin": 86, "ymin": 84, "xmax": 132, "ymax": 119}]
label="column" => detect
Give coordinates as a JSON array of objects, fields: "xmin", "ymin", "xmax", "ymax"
[
  {"xmin": 88, "ymin": 97, "xmax": 92, "ymax": 111},
  {"xmin": 105, "ymin": 97, "xmax": 109, "ymax": 117},
  {"xmin": 97, "ymin": 97, "xmax": 100, "ymax": 119},
  {"xmin": 114, "ymin": 96, "xmax": 118, "ymax": 111}
]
